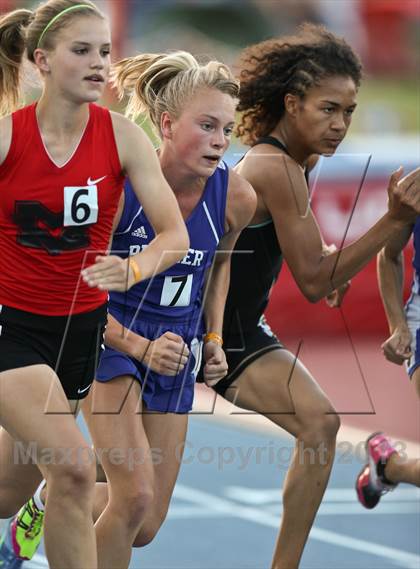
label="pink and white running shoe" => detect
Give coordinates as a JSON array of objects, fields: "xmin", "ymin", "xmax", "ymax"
[{"xmin": 356, "ymin": 432, "xmax": 398, "ymax": 509}]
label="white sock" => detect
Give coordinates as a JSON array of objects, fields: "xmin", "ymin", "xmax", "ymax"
[{"xmin": 32, "ymin": 481, "xmax": 46, "ymax": 511}]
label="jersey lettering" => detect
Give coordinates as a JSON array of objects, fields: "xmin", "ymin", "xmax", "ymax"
[
  {"xmin": 14, "ymin": 201, "xmax": 90, "ymax": 256},
  {"xmin": 180, "ymin": 248, "xmax": 205, "ymax": 267},
  {"xmin": 129, "ymin": 244, "xmax": 148, "ymax": 256}
]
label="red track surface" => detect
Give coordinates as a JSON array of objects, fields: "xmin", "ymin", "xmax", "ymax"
[
  {"xmin": 281, "ymin": 335, "xmax": 420, "ymax": 444},
  {"xmin": 265, "ymin": 252, "xmax": 419, "ymax": 444}
]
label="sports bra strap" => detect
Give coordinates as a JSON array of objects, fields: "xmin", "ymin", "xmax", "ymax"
[
  {"xmin": 253, "ymin": 136, "xmax": 289, "ymax": 154},
  {"xmin": 252, "ymin": 136, "xmax": 309, "ymax": 183}
]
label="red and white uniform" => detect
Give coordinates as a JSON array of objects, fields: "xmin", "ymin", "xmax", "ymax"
[{"xmin": 0, "ymin": 103, "xmax": 124, "ymax": 315}]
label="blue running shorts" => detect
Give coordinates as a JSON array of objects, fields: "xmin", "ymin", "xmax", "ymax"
[{"xmin": 96, "ymin": 305, "xmax": 203, "ymax": 413}]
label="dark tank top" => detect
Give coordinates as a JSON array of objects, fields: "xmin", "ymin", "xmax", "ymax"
[{"xmin": 223, "ymin": 137, "xmax": 306, "ymax": 339}]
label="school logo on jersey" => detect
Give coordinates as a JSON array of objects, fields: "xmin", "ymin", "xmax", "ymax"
[{"xmin": 131, "ymin": 226, "xmax": 148, "ymax": 239}]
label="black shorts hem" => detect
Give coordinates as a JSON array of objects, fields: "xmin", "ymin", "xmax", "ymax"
[{"xmin": 213, "ymin": 344, "xmax": 283, "ymax": 397}]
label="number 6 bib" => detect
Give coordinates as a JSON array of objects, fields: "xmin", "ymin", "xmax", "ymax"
[{"xmin": 63, "ymin": 186, "xmax": 98, "ymax": 226}]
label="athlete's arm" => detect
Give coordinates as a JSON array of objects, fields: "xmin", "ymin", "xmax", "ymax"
[
  {"xmin": 0, "ymin": 115, "xmax": 12, "ymax": 166},
  {"xmin": 104, "ymin": 313, "xmax": 189, "ymax": 376},
  {"xmin": 377, "ymin": 225, "xmax": 414, "ymax": 364},
  {"xmin": 237, "ymin": 149, "xmax": 420, "ymax": 302},
  {"xmin": 202, "ymin": 170, "xmax": 256, "ymax": 386},
  {"xmin": 321, "ymin": 243, "xmax": 350, "ymax": 308},
  {"xmin": 83, "ymin": 113, "xmax": 189, "ymax": 291}
]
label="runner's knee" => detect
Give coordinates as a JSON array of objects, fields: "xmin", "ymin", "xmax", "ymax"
[
  {"xmin": 133, "ymin": 512, "xmax": 166, "ymax": 548},
  {"xmin": 299, "ymin": 412, "xmax": 340, "ymax": 447},
  {"xmin": 46, "ymin": 456, "xmax": 97, "ymax": 500},
  {"xmin": 108, "ymin": 481, "xmax": 154, "ymax": 535}
]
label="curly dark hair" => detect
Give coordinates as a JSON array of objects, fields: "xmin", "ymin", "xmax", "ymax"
[{"xmin": 236, "ymin": 23, "xmax": 363, "ymax": 145}]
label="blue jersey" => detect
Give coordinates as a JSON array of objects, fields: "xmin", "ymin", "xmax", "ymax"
[
  {"xmin": 403, "ymin": 216, "xmax": 420, "ymax": 376},
  {"xmin": 110, "ymin": 161, "xmax": 229, "ymax": 322},
  {"xmin": 412, "ymin": 216, "xmax": 420, "ymax": 294}
]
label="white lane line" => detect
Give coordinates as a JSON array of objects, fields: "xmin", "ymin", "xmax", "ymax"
[
  {"xmin": 168, "ymin": 500, "xmax": 419, "ymax": 518},
  {"xmin": 265, "ymin": 502, "xmax": 420, "ymax": 516},
  {"xmin": 224, "ymin": 486, "xmax": 420, "ymax": 504},
  {"xmin": 168, "ymin": 506, "xmax": 232, "ymax": 519},
  {"xmin": 224, "ymin": 486, "xmax": 420, "ymax": 515},
  {"xmin": 174, "ymin": 484, "xmax": 420, "ymax": 569}
]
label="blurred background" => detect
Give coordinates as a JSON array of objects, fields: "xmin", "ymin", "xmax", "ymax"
[{"xmin": 0, "ymin": 2, "xmax": 419, "ymax": 567}]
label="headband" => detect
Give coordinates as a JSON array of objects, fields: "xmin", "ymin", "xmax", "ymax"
[{"xmin": 37, "ymin": 4, "xmax": 93, "ymax": 48}]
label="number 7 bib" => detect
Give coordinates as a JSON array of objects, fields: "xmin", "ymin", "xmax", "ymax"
[{"xmin": 160, "ymin": 274, "xmax": 193, "ymax": 307}]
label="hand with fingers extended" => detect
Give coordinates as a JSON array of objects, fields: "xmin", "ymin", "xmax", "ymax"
[
  {"xmin": 203, "ymin": 341, "xmax": 228, "ymax": 387},
  {"xmin": 82, "ymin": 255, "xmax": 138, "ymax": 291},
  {"xmin": 140, "ymin": 332, "xmax": 190, "ymax": 376},
  {"xmin": 381, "ymin": 326, "xmax": 412, "ymax": 365},
  {"xmin": 387, "ymin": 166, "xmax": 420, "ymax": 223}
]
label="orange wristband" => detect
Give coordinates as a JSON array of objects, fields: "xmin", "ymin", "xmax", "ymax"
[
  {"xmin": 128, "ymin": 258, "xmax": 142, "ymax": 284},
  {"xmin": 204, "ymin": 332, "xmax": 223, "ymax": 346}
]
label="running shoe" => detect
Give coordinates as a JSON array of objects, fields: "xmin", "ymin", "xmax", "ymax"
[
  {"xmin": 356, "ymin": 432, "xmax": 398, "ymax": 509},
  {"xmin": 4, "ymin": 498, "xmax": 44, "ymax": 561}
]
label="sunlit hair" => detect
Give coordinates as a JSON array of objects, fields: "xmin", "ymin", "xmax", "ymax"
[
  {"xmin": 111, "ymin": 50, "xmax": 239, "ymax": 136},
  {"xmin": 0, "ymin": 0, "xmax": 104, "ymax": 116},
  {"xmin": 236, "ymin": 23, "xmax": 363, "ymax": 145}
]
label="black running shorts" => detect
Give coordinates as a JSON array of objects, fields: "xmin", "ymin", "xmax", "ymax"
[
  {"xmin": 0, "ymin": 303, "xmax": 107, "ymax": 400},
  {"xmin": 198, "ymin": 315, "xmax": 283, "ymax": 397}
]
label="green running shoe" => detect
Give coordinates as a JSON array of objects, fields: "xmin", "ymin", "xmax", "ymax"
[{"xmin": 10, "ymin": 498, "xmax": 44, "ymax": 560}]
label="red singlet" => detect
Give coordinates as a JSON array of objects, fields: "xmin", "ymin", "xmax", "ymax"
[{"xmin": 0, "ymin": 103, "xmax": 124, "ymax": 315}]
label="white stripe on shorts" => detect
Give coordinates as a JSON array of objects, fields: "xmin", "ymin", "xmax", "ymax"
[{"xmin": 405, "ymin": 288, "xmax": 420, "ymax": 375}]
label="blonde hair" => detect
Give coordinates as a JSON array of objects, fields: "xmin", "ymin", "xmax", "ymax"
[
  {"xmin": 111, "ymin": 50, "xmax": 239, "ymax": 135},
  {"xmin": 0, "ymin": 0, "xmax": 104, "ymax": 117}
]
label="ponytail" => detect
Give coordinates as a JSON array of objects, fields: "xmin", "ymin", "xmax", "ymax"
[{"xmin": 0, "ymin": 9, "xmax": 33, "ymax": 116}]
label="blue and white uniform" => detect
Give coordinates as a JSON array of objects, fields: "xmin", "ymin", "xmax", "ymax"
[
  {"xmin": 96, "ymin": 162, "xmax": 229, "ymax": 412},
  {"xmin": 405, "ymin": 217, "xmax": 420, "ymax": 376}
]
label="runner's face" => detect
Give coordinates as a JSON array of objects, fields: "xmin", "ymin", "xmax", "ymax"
[
  {"xmin": 167, "ymin": 87, "xmax": 236, "ymax": 177},
  {"xmin": 41, "ymin": 15, "xmax": 111, "ymax": 103},
  {"xmin": 290, "ymin": 75, "xmax": 357, "ymax": 156}
]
